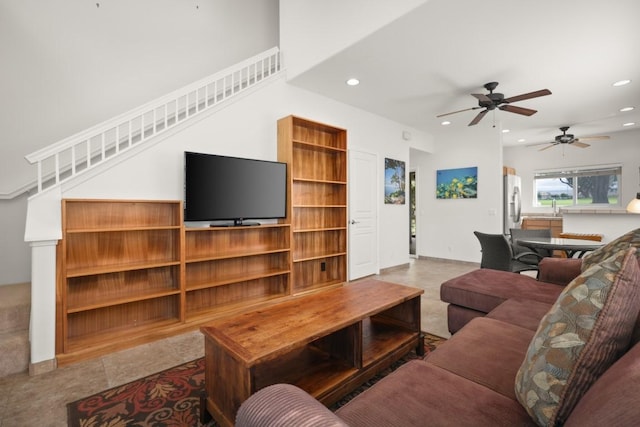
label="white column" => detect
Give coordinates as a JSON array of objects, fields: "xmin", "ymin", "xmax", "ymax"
[
  {"xmin": 24, "ymin": 187, "xmax": 62, "ymax": 374},
  {"xmin": 29, "ymin": 240, "xmax": 58, "ymax": 372}
]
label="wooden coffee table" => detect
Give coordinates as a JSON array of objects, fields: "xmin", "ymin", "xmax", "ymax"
[{"xmin": 200, "ymin": 279, "xmax": 424, "ymax": 426}]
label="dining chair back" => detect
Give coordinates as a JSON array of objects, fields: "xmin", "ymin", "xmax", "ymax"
[
  {"xmin": 509, "ymin": 228, "xmax": 553, "ymax": 265},
  {"xmin": 473, "ymin": 231, "xmax": 539, "ymax": 274}
]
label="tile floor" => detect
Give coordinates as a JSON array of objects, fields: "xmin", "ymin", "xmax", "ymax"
[{"xmin": 0, "ymin": 257, "xmax": 478, "ymax": 427}]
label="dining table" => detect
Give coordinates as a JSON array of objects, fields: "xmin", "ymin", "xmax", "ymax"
[{"xmin": 515, "ymin": 236, "xmax": 604, "ymax": 259}]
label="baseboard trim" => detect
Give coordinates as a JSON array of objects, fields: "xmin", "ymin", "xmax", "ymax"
[
  {"xmin": 29, "ymin": 358, "xmax": 57, "ymax": 376},
  {"xmin": 379, "ymin": 263, "xmax": 411, "ymax": 274},
  {"xmin": 417, "ymin": 256, "xmax": 480, "ymax": 267}
]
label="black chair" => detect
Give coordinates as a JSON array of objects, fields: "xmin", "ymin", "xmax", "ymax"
[
  {"xmin": 473, "ymin": 231, "xmax": 540, "ymax": 274},
  {"xmin": 509, "ymin": 228, "xmax": 553, "ymax": 267}
]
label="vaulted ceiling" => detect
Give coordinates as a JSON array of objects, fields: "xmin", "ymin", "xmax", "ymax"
[{"xmin": 288, "ymin": 0, "xmax": 640, "ymax": 149}]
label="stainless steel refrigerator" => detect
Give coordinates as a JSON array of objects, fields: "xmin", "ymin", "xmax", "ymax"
[{"xmin": 504, "ymin": 174, "xmax": 522, "ymax": 234}]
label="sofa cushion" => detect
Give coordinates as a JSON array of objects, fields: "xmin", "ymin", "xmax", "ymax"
[
  {"xmin": 515, "ymin": 247, "xmax": 640, "ymax": 427},
  {"xmin": 537, "ymin": 257, "xmax": 582, "ymax": 286},
  {"xmin": 581, "ymin": 227, "xmax": 640, "ymax": 271},
  {"xmin": 336, "ymin": 359, "xmax": 536, "ymax": 427},
  {"xmin": 441, "ymin": 268, "xmax": 563, "ymax": 314},
  {"xmin": 425, "ymin": 317, "xmax": 535, "ymax": 399},
  {"xmin": 564, "ymin": 341, "xmax": 640, "ymax": 427},
  {"xmin": 486, "ymin": 298, "xmax": 552, "ymax": 331},
  {"xmin": 446, "ymin": 304, "xmax": 486, "ymax": 334}
]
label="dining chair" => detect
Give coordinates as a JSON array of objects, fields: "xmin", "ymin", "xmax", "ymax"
[
  {"xmin": 473, "ymin": 231, "xmax": 540, "ymax": 274},
  {"xmin": 509, "ymin": 228, "xmax": 553, "ymax": 266}
]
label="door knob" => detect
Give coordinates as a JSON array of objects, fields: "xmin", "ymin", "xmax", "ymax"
[{"xmin": 350, "ymin": 220, "xmax": 359, "ymax": 224}]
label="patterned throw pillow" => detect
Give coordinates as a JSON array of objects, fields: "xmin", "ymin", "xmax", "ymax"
[
  {"xmin": 581, "ymin": 227, "xmax": 640, "ymax": 271},
  {"xmin": 515, "ymin": 247, "xmax": 640, "ymax": 427}
]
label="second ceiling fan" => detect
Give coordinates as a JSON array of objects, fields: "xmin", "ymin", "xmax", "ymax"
[
  {"xmin": 437, "ymin": 82, "xmax": 552, "ymax": 126},
  {"xmin": 536, "ymin": 126, "xmax": 610, "ymax": 151}
]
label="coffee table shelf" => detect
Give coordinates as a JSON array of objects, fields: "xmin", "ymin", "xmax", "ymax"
[{"xmin": 200, "ymin": 279, "xmax": 423, "ymax": 427}]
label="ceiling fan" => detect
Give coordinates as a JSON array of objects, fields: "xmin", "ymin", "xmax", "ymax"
[
  {"xmin": 437, "ymin": 82, "xmax": 552, "ymax": 126},
  {"xmin": 537, "ymin": 126, "xmax": 610, "ymax": 151}
]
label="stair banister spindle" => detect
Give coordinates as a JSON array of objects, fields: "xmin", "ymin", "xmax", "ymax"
[
  {"xmin": 101, "ymin": 132, "xmax": 106, "ymax": 161},
  {"xmin": 71, "ymin": 145, "xmax": 76, "ymax": 175},
  {"xmin": 37, "ymin": 161, "xmax": 42, "ymax": 192},
  {"xmin": 86, "ymin": 138, "xmax": 91, "ymax": 168},
  {"xmin": 54, "ymin": 153, "xmax": 60, "ymax": 185},
  {"xmin": 128, "ymin": 120, "xmax": 132, "ymax": 148},
  {"xmin": 141, "ymin": 114, "xmax": 145, "ymax": 141}
]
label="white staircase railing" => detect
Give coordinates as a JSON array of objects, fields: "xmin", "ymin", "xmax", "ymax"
[{"xmin": 25, "ymin": 47, "xmax": 281, "ymax": 195}]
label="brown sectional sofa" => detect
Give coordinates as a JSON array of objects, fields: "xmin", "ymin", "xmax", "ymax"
[
  {"xmin": 234, "ymin": 232, "xmax": 640, "ymax": 427},
  {"xmin": 440, "ymin": 257, "xmax": 582, "ymax": 334}
]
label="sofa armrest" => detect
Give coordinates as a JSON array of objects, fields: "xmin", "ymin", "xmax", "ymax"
[
  {"xmin": 538, "ymin": 257, "xmax": 582, "ymax": 286},
  {"xmin": 235, "ymin": 383, "xmax": 350, "ymax": 427}
]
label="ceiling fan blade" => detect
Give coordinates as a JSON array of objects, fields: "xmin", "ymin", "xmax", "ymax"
[
  {"xmin": 436, "ymin": 106, "xmax": 481, "ymax": 118},
  {"xmin": 571, "ymin": 141, "xmax": 590, "ymax": 148},
  {"xmin": 468, "ymin": 109, "xmax": 488, "ymax": 126},
  {"xmin": 471, "ymin": 93, "xmax": 492, "ymax": 103},
  {"xmin": 539, "ymin": 143, "xmax": 558, "ymax": 151},
  {"xmin": 499, "ymin": 104, "xmax": 537, "ymax": 116},
  {"xmin": 526, "ymin": 141, "xmax": 553, "ymax": 148},
  {"xmin": 503, "ymin": 89, "xmax": 552, "ymax": 103},
  {"xmin": 575, "ymin": 135, "xmax": 610, "ymax": 142}
]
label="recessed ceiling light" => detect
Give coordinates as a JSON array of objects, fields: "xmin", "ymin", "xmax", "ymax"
[
  {"xmin": 518, "ymin": 138, "xmax": 526, "ymax": 143},
  {"xmin": 441, "ymin": 121, "xmax": 451, "ymax": 126},
  {"xmin": 346, "ymin": 78, "xmax": 360, "ymax": 86},
  {"xmin": 613, "ymin": 79, "xmax": 631, "ymax": 87},
  {"xmin": 502, "ymin": 129, "xmax": 510, "ymax": 133},
  {"xmin": 623, "ymin": 122, "xmax": 636, "ymax": 127},
  {"xmin": 620, "ymin": 106, "xmax": 635, "ymax": 112}
]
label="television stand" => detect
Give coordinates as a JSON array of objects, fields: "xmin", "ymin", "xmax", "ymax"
[{"xmin": 211, "ymin": 220, "xmax": 261, "ymax": 227}]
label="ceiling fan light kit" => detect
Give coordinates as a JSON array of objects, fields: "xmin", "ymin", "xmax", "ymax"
[{"xmin": 436, "ymin": 82, "xmax": 552, "ymax": 126}]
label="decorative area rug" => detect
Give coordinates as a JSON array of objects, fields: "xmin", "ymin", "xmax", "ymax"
[{"xmin": 67, "ymin": 333, "xmax": 446, "ymax": 427}]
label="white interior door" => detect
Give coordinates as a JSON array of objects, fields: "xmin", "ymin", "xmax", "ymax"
[{"xmin": 348, "ymin": 149, "xmax": 378, "ymax": 280}]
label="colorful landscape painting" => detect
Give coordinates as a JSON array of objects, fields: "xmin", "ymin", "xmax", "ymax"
[
  {"xmin": 384, "ymin": 158, "xmax": 405, "ymax": 204},
  {"xmin": 436, "ymin": 166, "xmax": 478, "ymax": 199}
]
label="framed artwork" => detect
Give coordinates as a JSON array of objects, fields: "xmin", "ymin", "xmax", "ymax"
[
  {"xmin": 384, "ymin": 158, "xmax": 405, "ymax": 204},
  {"xmin": 436, "ymin": 166, "xmax": 478, "ymax": 199}
]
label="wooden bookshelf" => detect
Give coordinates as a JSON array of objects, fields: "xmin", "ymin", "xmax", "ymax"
[
  {"xmin": 183, "ymin": 224, "xmax": 291, "ymax": 321},
  {"xmin": 57, "ymin": 200, "xmax": 294, "ymax": 364},
  {"xmin": 58, "ymin": 200, "xmax": 183, "ymax": 357},
  {"xmin": 278, "ymin": 115, "xmax": 348, "ymax": 294}
]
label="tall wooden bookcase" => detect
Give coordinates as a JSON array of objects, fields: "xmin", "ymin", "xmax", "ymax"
[{"xmin": 277, "ymin": 115, "xmax": 348, "ymax": 294}]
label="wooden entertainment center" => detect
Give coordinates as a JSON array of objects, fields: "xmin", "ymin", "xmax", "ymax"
[{"xmin": 55, "ymin": 115, "xmax": 350, "ymax": 364}]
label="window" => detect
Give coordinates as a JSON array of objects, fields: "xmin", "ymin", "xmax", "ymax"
[{"xmin": 534, "ymin": 165, "xmax": 621, "ymax": 207}]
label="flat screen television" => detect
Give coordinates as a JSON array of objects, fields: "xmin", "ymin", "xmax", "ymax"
[{"xmin": 184, "ymin": 151, "xmax": 287, "ymax": 226}]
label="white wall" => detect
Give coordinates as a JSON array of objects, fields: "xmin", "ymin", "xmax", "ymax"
[
  {"xmin": 0, "ymin": 194, "xmax": 31, "ymax": 285},
  {"xmin": 412, "ymin": 125, "xmax": 504, "ymax": 263},
  {"xmin": 504, "ymin": 128, "xmax": 640, "ymax": 240},
  {"xmin": 279, "ymin": 0, "xmax": 427, "ymax": 79}
]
